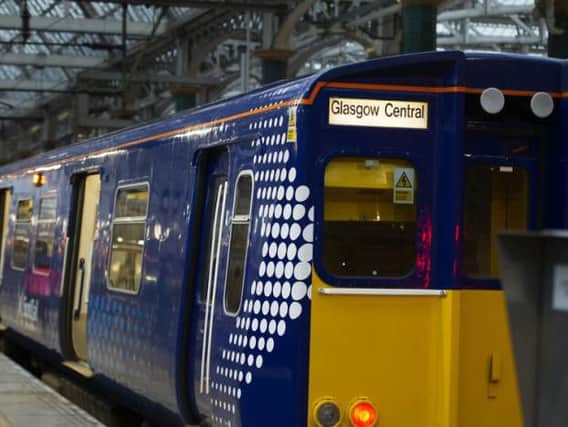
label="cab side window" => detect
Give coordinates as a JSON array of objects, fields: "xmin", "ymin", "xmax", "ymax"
[
  {"xmin": 225, "ymin": 173, "xmax": 253, "ymax": 314},
  {"xmin": 12, "ymin": 198, "xmax": 33, "ymax": 270},
  {"xmin": 463, "ymin": 165, "xmax": 528, "ymax": 278},
  {"xmin": 108, "ymin": 184, "xmax": 149, "ymax": 293}
]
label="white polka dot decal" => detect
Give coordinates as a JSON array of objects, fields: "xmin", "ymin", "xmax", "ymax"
[{"xmin": 212, "ymin": 106, "xmax": 314, "ymax": 426}]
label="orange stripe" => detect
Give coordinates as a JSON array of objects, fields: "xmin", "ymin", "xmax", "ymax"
[
  {"xmin": 15, "ymin": 98, "xmax": 303, "ymax": 177},
  {"xmin": 327, "ymin": 82, "xmax": 566, "ymax": 98},
  {"xmin": 326, "ymin": 81, "xmax": 468, "ymax": 94},
  {"xmin": 300, "ymin": 81, "xmax": 327, "ymax": 105},
  {"xmin": 6, "ymin": 81, "xmax": 568, "ymax": 177}
]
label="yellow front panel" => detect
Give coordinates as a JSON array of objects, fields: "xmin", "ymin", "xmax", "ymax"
[
  {"xmin": 457, "ymin": 291, "xmax": 524, "ymax": 427},
  {"xmin": 308, "ymin": 274, "xmax": 524, "ymax": 427}
]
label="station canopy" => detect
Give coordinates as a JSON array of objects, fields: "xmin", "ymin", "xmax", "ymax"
[{"xmin": 0, "ymin": 0, "xmax": 546, "ymax": 123}]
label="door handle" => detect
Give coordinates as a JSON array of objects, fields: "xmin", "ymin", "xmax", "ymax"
[{"xmin": 73, "ymin": 258, "xmax": 86, "ymax": 321}]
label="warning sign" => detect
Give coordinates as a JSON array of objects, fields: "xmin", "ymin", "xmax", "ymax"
[
  {"xmin": 395, "ymin": 171, "xmax": 412, "ymax": 188},
  {"xmin": 393, "ymin": 168, "xmax": 415, "ymax": 204},
  {"xmin": 287, "ymin": 106, "xmax": 297, "ymax": 143}
]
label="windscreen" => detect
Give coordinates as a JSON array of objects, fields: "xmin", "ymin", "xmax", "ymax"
[{"xmin": 323, "ymin": 157, "xmax": 417, "ymax": 278}]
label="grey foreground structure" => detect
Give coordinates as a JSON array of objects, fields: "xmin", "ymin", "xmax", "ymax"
[
  {"xmin": 0, "ymin": 353, "xmax": 103, "ymax": 427},
  {"xmin": 499, "ymin": 231, "xmax": 568, "ymax": 427}
]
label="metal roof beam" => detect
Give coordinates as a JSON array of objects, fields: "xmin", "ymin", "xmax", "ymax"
[
  {"xmin": 438, "ymin": 35, "xmax": 541, "ymax": 46},
  {"xmin": 333, "ymin": 0, "xmax": 399, "ymax": 25},
  {"xmin": 0, "ymin": 80, "xmax": 118, "ymax": 95},
  {"xmin": 0, "ymin": 111, "xmax": 42, "ymax": 121},
  {"xmin": 438, "ymin": 6, "xmax": 533, "ymax": 22},
  {"xmin": 78, "ymin": 117, "xmax": 134, "ymax": 129},
  {"xmin": 74, "ymin": 0, "xmax": 286, "ymax": 12},
  {"xmin": 0, "ymin": 53, "xmax": 105, "ymax": 68},
  {"xmin": 0, "ymin": 15, "xmax": 166, "ymax": 36},
  {"xmin": 79, "ymin": 71, "xmax": 218, "ymax": 86}
]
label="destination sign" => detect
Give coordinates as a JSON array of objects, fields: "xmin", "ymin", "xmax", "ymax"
[{"xmin": 329, "ymin": 97, "xmax": 429, "ymax": 129}]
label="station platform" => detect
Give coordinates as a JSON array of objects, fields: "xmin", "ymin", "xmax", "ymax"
[{"xmin": 0, "ymin": 353, "xmax": 104, "ymax": 427}]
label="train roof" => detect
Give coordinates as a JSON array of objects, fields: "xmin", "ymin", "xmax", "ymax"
[{"xmin": 0, "ymin": 51, "xmax": 565, "ymax": 176}]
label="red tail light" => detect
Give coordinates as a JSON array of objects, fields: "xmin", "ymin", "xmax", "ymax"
[{"xmin": 350, "ymin": 400, "xmax": 377, "ymax": 427}]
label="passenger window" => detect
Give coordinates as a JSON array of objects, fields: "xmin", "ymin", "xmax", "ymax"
[
  {"xmin": 225, "ymin": 173, "xmax": 253, "ymax": 314},
  {"xmin": 463, "ymin": 165, "xmax": 528, "ymax": 278},
  {"xmin": 323, "ymin": 158, "xmax": 417, "ymax": 277},
  {"xmin": 12, "ymin": 198, "xmax": 33, "ymax": 270},
  {"xmin": 108, "ymin": 184, "xmax": 149, "ymax": 293},
  {"xmin": 34, "ymin": 196, "xmax": 57, "ymax": 272}
]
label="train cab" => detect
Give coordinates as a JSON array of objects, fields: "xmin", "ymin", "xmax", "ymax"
[{"xmin": 302, "ymin": 52, "xmax": 565, "ymax": 427}]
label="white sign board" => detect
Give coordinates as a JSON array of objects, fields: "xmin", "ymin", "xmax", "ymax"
[
  {"xmin": 329, "ymin": 97, "xmax": 429, "ymax": 129},
  {"xmin": 553, "ymin": 264, "xmax": 568, "ymax": 312},
  {"xmin": 393, "ymin": 168, "xmax": 415, "ymax": 205}
]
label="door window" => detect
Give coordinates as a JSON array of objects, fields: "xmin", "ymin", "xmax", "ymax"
[
  {"xmin": 108, "ymin": 184, "xmax": 149, "ymax": 293},
  {"xmin": 34, "ymin": 196, "xmax": 56, "ymax": 272},
  {"xmin": 224, "ymin": 173, "xmax": 253, "ymax": 314},
  {"xmin": 12, "ymin": 198, "xmax": 33, "ymax": 270},
  {"xmin": 0, "ymin": 190, "xmax": 11, "ymax": 283}
]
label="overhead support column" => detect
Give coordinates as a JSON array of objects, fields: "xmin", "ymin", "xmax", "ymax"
[
  {"xmin": 256, "ymin": 12, "xmax": 288, "ymax": 84},
  {"xmin": 548, "ymin": 2, "xmax": 568, "ymax": 58},
  {"xmin": 378, "ymin": 14, "xmax": 401, "ymax": 57},
  {"xmin": 73, "ymin": 94, "xmax": 89, "ymax": 143},
  {"xmin": 173, "ymin": 86, "xmax": 199, "ymax": 111},
  {"xmin": 174, "ymin": 37, "xmax": 198, "ymax": 112},
  {"xmin": 259, "ymin": 1, "xmax": 317, "ymax": 84},
  {"xmin": 41, "ymin": 108, "xmax": 56, "ymax": 151},
  {"xmin": 256, "ymin": 49, "xmax": 292, "ymax": 84},
  {"xmin": 400, "ymin": 0, "xmax": 443, "ymax": 53}
]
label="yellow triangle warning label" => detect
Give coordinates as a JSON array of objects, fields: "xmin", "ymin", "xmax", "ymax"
[{"xmin": 395, "ymin": 171, "xmax": 412, "ymax": 189}]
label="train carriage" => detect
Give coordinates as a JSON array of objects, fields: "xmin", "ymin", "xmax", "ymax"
[{"xmin": 0, "ymin": 51, "xmax": 566, "ymax": 427}]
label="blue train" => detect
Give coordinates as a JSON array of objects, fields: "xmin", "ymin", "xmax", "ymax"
[{"xmin": 0, "ymin": 51, "xmax": 566, "ymax": 427}]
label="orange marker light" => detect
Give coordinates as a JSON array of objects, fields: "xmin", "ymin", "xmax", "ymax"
[
  {"xmin": 350, "ymin": 401, "xmax": 377, "ymax": 427},
  {"xmin": 33, "ymin": 173, "xmax": 45, "ymax": 187}
]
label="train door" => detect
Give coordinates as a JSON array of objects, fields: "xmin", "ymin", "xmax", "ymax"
[
  {"xmin": 189, "ymin": 145, "xmax": 255, "ymax": 425},
  {"xmin": 63, "ymin": 173, "xmax": 100, "ymax": 374},
  {"xmin": 0, "ymin": 189, "xmax": 11, "ymax": 327},
  {"xmin": 190, "ymin": 148, "xmax": 229, "ymax": 416},
  {"xmin": 462, "ymin": 133, "xmax": 539, "ymax": 285}
]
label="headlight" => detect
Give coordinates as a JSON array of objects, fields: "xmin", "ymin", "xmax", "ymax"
[{"xmin": 313, "ymin": 399, "xmax": 341, "ymax": 427}]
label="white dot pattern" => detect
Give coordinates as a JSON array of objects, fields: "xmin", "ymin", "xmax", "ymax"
[{"xmin": 211, "ymin": 106, "xmax": 313, "ymax": 425}]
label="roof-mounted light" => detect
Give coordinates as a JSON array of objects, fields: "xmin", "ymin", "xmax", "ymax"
[
  {"xmin": 480, "ymin": 87, "xmax": 505, "ymax": 114},
  {"xmin": 530, "ymin": 92, "xmax": 554, "ymax": 118}
]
